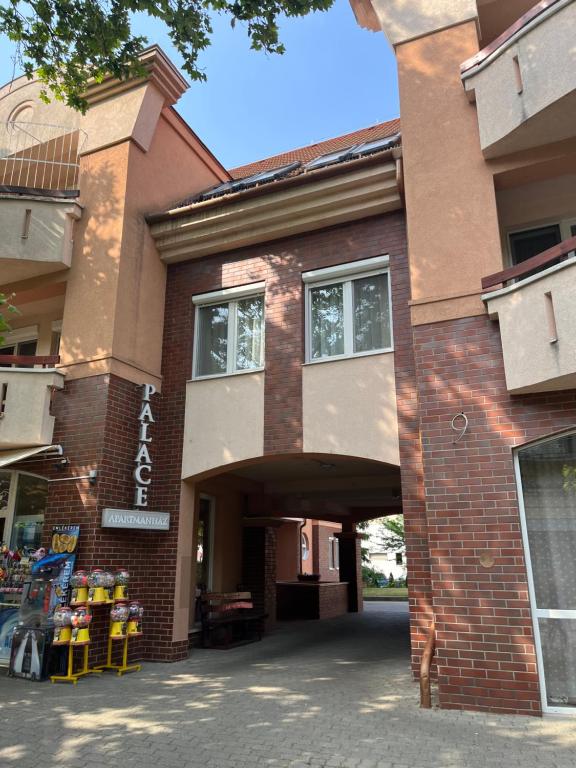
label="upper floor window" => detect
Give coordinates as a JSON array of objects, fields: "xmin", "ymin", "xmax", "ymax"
[
  {"xmin": 508, "ymin": 219, "xmax": 576, "ymax": 274},
  {"xmin": 0, "ymin": 326, "xmax": 38, "ymax": 369},
  {"xmin": 192, "ymin": 283, "xmax": 265, "ymax": 379},
  {"xmin": 303, "ymin": 256, "xmax": 392, "ymax": 363}
]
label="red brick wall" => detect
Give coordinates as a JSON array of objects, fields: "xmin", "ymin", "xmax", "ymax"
[
  {"xmin": 318, "ymin": 583, "xmax": 348, "ymax": 619},
  {"xmin": 388, "ymin": 222, "xmax": 434, "ymax": 676},
  {"xmin": 161, "ymin": 213, "xmax": 407, "ymax": 458},
  {"xmin": 43, "ymin": 374, "xmax": 188, "ymax": 664},
  {"xmin": 413, "ymin": 314, "xmax": 576, "ymax": 714}
]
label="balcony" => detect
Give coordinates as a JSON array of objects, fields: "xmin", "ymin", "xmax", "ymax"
[
  {"xmin": 482, "ymin": 236, "xmax": 576, "ymax": 393},
  {"xmin": 0, "ymin": 121, "xmax": 84, "ymax": 284},
  {"xmin": 461, "ymin": 0, "xmax": 576, "ymax": 158},
  {"xmin": 0, "ymin": 356, "xmax": 64, "ymax": 449}
]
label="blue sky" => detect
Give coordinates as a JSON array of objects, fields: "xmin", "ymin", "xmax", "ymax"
[{"xmin": 0, "ymin": 0, "xmax": 399, "ymax": 169}]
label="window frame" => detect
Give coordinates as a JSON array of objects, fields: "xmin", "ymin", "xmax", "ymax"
[
  {"xmin": 303, "ymin": 256, "xmax": 393, "ymax": 364},
  {"xmin": 192, "ymin": 282, "xmax": 265, "ymax": 380},
  {"xmin": 505, "ymin": 217, "xmax": 576, "ymax": 268},
  {"xmin": 0, "ymin": 470, "xmax": 47, "ymax": 551},
  {"xmin": 328, "ymin": 536, "xmax": 339, "ymax": 570},
  {"xmin": 0, "ymin": 325, "xmax": 39, "ymax": 369}
]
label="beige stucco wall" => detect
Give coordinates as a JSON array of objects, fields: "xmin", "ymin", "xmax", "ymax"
[
  {"xmin": 182, "ymin": 372, "xmax": 265, "ymax": 479},
  {"xmin": 0, "ymin": 369, "xmax": 64, "ymax": 448},
  {"xmin": 396, "ymin": 21, "xmax": 503, "ymax": 324},
  {"xmin": 0, "ymin": 196, "xmax": 81, "ymax": 284},
  {"xmin": 171, "ymin": 479, "xmax": 245, "ymax": 641},
  {"xmin": 370, "ymin": 0, "xmax": 477, "ymax": 46},
  {"xmin": 302, "ymin": 354, "xmax": 400, "ymax": 466},
  {"xmin": 2, "ymin": 73, "xmax": 226, "ymax": 388},
  {"xmin": 484, "ymin": 258, "xmax": 576, "ymax": 393},
  {"xmin": 464, "ymin": 2, "xmax": 576, "ymax": 158}
]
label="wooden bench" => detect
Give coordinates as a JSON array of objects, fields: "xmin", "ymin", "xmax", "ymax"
[{"xmin": 200, "ymin": 592, "xmax": 266, "ymax": 649}]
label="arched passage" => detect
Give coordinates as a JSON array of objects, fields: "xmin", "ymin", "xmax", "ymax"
[{"xmin": 179, "ymin": 452, "xmax": 403, "ymax": 641}]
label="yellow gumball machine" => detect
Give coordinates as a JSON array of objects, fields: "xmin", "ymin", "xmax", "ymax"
[
  {"xmin": 127, "ymin": 601, "xmax": 144, "ymax": 637},
  {"xmin": 70, "ymin": 605, "xmax": 92, "ymax": 645},
  {"xmin": 109, "ymin": 601, "xmax": 129, "ymax": 640},
  {"xmin": 102, "ymin": 571, "xmax": 115, "ymax": 603},
  {"xmin": 87, "ymin": 569, "xmax": 108, "ymax": 605},
  {"xmin": 53, "ymin": 606, "xmax": 73, "ymax": 645},
  {"xmin": 113, "ymin": 569, "xmax": 130, "ymax": 601},
  {"xmin": 70, "ymin": 571, "xmax": 88, "ymax": 605}
]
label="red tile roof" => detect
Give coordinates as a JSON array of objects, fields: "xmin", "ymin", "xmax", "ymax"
[{"xmin": 230, "ymin": 118, "xmax": 401, "ymax": 179}]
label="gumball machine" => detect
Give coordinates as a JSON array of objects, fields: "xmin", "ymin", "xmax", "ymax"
[
  {"xmin": 127, "ymin": 601, "xmax": 144, "ymax": 637},
  {"xmin": 113, "ymin": 569, "xmax": 130, "ymax": 601},
  {"xmin": 102, "ymin": 571, "xmax": 115, "ymax": 603},
  {"xmin": 70, "ymin": 605, "xmax": 92, "ymax": 645},
  {"xmin": 109, "ymin": 601, "xmax": 129, "ymax": 640},
  {"xmin": 53, "ymin": 606, "xmax": 73, "ymax": 645},
  {"xmin": 87, "ymin": 569, "xmax": 108, "ymax": 604},
  {"xmin": 70, "ymin": 571, "xmax": 88, "ymax": 605}
]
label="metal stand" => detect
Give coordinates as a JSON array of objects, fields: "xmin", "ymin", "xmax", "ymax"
[
  {"xmin": 50, "ymin": 644, "xmax": 102, "ymax": 684},
  {"xmin": 95, "ymin": 631, "xmax": 141, "ymax": 676}
]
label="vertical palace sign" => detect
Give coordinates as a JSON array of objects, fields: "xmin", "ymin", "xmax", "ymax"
[
  {"xmin": 134, "ymin": 383, "xmax": 156, "ymax": 508},
  {"xmin": 102, "ymin": 382, "xmax": 170, "ymax": 531}
]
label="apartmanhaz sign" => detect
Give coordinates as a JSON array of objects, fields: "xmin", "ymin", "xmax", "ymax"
[{"xmin": 101, "ymin": 508, "xmax": 170, "ymax": 531}]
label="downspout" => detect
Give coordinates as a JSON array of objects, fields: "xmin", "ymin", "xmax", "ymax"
[{"xmin": 420, "ymin": 621, "xmax": 436, "ymax": 709}]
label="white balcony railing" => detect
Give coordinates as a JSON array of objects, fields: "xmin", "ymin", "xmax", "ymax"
[
  {"xmin": 0, "ymin": 121, "xmax": 87, "ymax": 193},
  {"xmin": 0, "ymin": 360, "xmax": 65, "ymax": 448}
]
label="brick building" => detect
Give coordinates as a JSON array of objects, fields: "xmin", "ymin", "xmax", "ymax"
[
  {"xmin": 1, "ymin": 0, "xmax": 575, "ymax": 718},
  {"xmin": 349, "ymin": 0, "xmax": 576, "ymax": 715}
]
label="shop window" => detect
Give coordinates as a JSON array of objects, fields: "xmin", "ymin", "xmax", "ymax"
[
  {"xmin": 303, "ymin": 256, "xmax": 392, "ymax": 363},
  {"xmin": 301, "ymin": 532, "xmax": 310, "ymax": 562},
  {"xmin": 0, "ymin": 471, "xmax": 11, "ymax": 544},
  {"xmin": 10, "ymin": 473, "xmax": 47, "ymax": 551},
  {"xmin": 328, "ymin": 536, "xmax": 339, "ymax": 570},
  {"xmin": 516, "ymin": 432, "xmax": 576, "ymax": 712},
  {"xmin": 0, "ymin": 471, "xmax": 47, "ymax": 552},
  {"xmin": 193, "ymin": 283, "xmax": 265, "ymax": 379}
]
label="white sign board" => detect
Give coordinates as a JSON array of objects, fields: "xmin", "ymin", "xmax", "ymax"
[{"xmin": 102, "ymin": 508, "xmax": 170, "ymax": 531}]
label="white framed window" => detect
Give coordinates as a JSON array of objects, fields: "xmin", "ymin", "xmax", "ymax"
[
  {"xmin": 301, "ymin": 532, "xmax": 310, "ymax": 562},
  {"xmin": 303, "ymin": 256, "xmax": 392, "ymax": 363},
  {"xmin": 192, "ymin": 283, "xmax": 265, "ymax": 379},
  {"xmin": 328, "ymin": 536, "xmax": 339, "ymax": 570}
]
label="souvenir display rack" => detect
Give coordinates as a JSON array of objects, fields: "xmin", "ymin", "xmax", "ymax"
[{"xmin": 50, "ymin": 568, "xmax": 143, "ymax": 683}]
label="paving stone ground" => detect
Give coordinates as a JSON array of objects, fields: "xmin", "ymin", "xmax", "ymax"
[{"xmin": 0, "ymin": 602, "xmax": 574, "ymax": 768}]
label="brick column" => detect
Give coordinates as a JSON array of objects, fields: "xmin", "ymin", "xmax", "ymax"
[
  {"xmin": 336, "ymin": 530, "xmax": 363, "ymax": 613},
  {"xmin": 242, "ymin": 525, "xmax": 277, "ymax": 625}
]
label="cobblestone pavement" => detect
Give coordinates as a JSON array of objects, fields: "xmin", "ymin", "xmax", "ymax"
[{"xmin": 1, "ymin": 602, "xmax": 574, "ymax": 768}]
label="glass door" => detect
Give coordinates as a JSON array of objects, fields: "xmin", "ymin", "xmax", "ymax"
[{"xmin": 516, "ymin": 433, "xmax": 576, "ymax": 713}]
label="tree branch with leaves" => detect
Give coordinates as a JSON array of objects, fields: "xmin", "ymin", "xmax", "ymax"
[
  {"xmin": 0, "ymin": 292, "xmax": 18, "ymax": 345},
  {"xmin": 0, "ymin": 0, "xmax": 335, "ymax": 112}
]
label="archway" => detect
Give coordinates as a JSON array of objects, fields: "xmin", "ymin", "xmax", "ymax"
[{"xmin": 183, "ymin": 452, "xmax": 403, "ymax": 638}]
